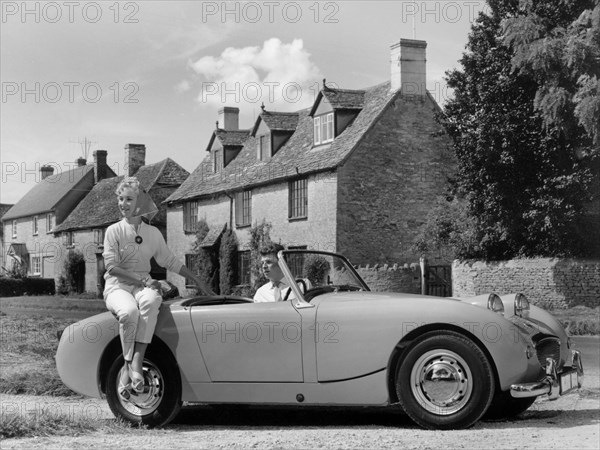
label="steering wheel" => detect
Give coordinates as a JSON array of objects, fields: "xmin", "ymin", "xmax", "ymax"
[{"xmin": 283, "ymin": 279, "xmax": 308, "ymax": 301}]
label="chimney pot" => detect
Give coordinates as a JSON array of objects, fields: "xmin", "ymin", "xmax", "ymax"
[
  {"xmin": 218, "ymin": 107, "xmax": 239, "ymax": 131},
  {"xmin": 93, "ymin": 150, "xmax": 108, "ymax": 184},
  {"xmin": 124, "ymin": 143, "xmax": 146, "ymax": 176},
  {"xmin": 390, "ymin": 38, "xmax": 427, "ymax": 95},
  {"xmin": 76, "ymin": 157, "xmax": 87, "ymax": 167},
  {"xmin": 40, "ymin": 165, "xmax": 55, "ymax": 180}
]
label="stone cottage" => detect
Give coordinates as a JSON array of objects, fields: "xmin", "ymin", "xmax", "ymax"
[{"xmin": 164, "ymin": 38, "xmax": 456, "ymax": 295}]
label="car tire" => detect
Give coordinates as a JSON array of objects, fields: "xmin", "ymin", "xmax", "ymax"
[
  {"xmin": 106, "ymin": 347, "xmax": 182, "ymax": 427},
  {"xmin": 395, "ymin": 330, "xmax": 495, "ymax": 430},
  {"xmin": 483, "ymin": 391, "xmax": 536, "ymax": 420}
]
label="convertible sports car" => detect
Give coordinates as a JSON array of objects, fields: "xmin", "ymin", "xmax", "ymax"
[{"xmin": 55, "ymin": 250, "xmax": 583, "ymax": 430}]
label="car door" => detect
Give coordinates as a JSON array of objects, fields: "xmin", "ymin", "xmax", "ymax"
[{"xmin": 190, "ymin": 301, "xmax": 304, "ymax": 382}]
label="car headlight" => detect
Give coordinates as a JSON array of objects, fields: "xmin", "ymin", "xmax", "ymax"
[
  {"xmin": 487, "ymin": 293, "xmax": 504, "ymax": 315},
  {"xmin": 514, "ymin": 293, "xmax": 530, "ymax": 317}
]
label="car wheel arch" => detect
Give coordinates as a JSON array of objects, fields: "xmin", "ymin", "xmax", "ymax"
[
  {"xmin": 98, "ymin": 336, "xmax": 180, "ymax": 395},
  {"xmin": 386, "ymin": 323, "xmax": 500, "ymax": 404}
]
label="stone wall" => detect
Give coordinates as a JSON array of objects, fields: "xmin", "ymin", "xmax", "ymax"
[
  {"xmin": 336, "ymin": 93, "xmax": 456, "ymax": 265},
  {"xmin": 355, "ymin": 263, "xmax": 422, "ymax": 294},
  {"xmin": 453, "ymin": 258, "xmax": 600, "ymax": 309}
]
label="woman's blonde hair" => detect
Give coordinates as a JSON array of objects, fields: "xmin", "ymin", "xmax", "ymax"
[{"xmin": 116, "ymin": 176, "xmax": 140, "ymax": 196}]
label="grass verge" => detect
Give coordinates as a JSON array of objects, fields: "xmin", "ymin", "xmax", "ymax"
[
  {"xmin": 551, "ymin": 305, "xmax": 600, "ymax": 336},
  {"xmin": 0, "ymin": 413, "xmax": 141, "ymax": 439}
]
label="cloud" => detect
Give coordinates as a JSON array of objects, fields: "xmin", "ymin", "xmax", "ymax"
[
  {"xmin": 188, "ymin": 38, "xmax": 322, "ymax": 111},
  {"xmin": 175, "ymin": 80, "xmax": 191, "ymax": 93}
]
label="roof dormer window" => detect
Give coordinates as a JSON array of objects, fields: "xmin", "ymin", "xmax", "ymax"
[
  {"xmin": 314, "ymin": 112, "xmax": 334, "ymax": 146},
  {"xmin": 213, "ymin": 149, "xmax": 223, "ymax": 173},
  {"xmin": 257, "ymin": 134, "xmax": 269, "ymax": 161}
]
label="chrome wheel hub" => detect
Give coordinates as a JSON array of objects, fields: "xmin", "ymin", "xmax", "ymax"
[
  {"xmin": 410, "ymin": 349, "xmax": 473, "ymax": 415},
  {"xmin": 119, "ymin": 361, "xmax": 164, "ymax": 416}
]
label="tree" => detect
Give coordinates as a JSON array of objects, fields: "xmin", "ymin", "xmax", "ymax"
[
  {"xmin": 503, "ymin": 0, "xmax": 600, "ymax": 147},
  {"xmin": 248, "ymin": 220, "xmax": 273, "ymax": 293},
  {"xmin": 439, "ymin": 0, "xmax": 598, "ymax": 260},
  {"xmin": 190, "ymin": 219, "xmax": 220, "ymax": 294},
  {"xmin": 219, "ymin": 228, "xmax": 238, "ymax": 295}
]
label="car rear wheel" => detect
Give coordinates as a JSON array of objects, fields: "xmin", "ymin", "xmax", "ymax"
[
  {"xmin": 106, "ymin": 347, "xmax": 182, "ymax": 427},
  {"xmin": 396, "ymin": 331, "xmax": 495, "ymax": 430}
]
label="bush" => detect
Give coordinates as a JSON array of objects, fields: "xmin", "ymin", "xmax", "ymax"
[
  {"xmin": 303, "ymin": 255, "xmax": 331, "ymax": 286},
  {"xmin": 62, "ymin": 250, "xmax": 85, "ymax": 294},
  {"xmin": 0, "ymin": 277, "xmax": 56, "ymax": 297},
  {"xmin": 190, "ymin": 219, "xmax": 220, "ymax": 294},
  {"xmin": 219, "ymin": 229, "xmax": 238, "ymax": 295}
]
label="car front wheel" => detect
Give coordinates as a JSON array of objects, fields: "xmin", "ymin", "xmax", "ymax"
[
  {"xmin": 106, "ymin": 347, "xmax": 182, "ymax": 427},
  {"xmin": 396, "ymin": 331, "xmax": 495, "ymax": 430}
]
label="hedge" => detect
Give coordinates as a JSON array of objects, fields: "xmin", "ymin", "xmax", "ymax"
[{"xmin": 0, "ymin": 278, "xmax": 56, "ymax": 297}]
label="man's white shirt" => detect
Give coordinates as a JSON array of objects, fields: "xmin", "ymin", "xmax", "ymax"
[{"xmin": 253, "ymin": 280, "xmax": 291, "ymax": 302}]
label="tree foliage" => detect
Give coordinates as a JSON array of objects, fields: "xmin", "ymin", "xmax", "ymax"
[
  {"xmin": 439, "ymin": 0, "xmax": 599, "ymax": 260},
  {"xmin": 191, "ymin": 219, "xmax": 220, "ymax": 294},
  {"xmin": 219, "ymin": 228, "xmax": 238, "ymax": 295},
  {"xmin": 503, "ymin": 0, "xmax": 600, "ymax": 146},
  {"xmin": 248, "ymin": 220, "xmax": 273, "ymax": 292}
]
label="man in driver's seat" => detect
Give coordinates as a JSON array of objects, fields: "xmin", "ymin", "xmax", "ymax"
[{"xmin": 253, "ymin": 243, "xmax": 291, "ymax": 302}]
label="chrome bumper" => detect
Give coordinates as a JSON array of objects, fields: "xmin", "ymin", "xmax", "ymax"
[{"xmin": 510, "ymin": 350, "xmax": 584, "ymax": 399}]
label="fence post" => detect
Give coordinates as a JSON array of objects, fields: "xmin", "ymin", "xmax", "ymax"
[{"xmin": 420, "ymin": 256, "xmax": 428, "ymax": 295}]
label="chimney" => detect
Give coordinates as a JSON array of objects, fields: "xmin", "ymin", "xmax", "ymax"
[
  {"xmin": 93, "ymin": 150, "xmax": 108, "ymax": 184},
  {"xmin": 40, "ymin": 165, "xmax": 54, "ymax": 180},
  {"xmin": 218, "ymin": 107, "xmax": 239, "ymax": 131},
  {"xmin": 76, "ymin": 157, "xmax": 87, "ymax": 167},
  {"xmin": 124, "ymin": 143, "xmax": 146, "ymax": 176},
  {"xmin": 390, "ymin": 39, "xmax": 427, "ymax": 95}
]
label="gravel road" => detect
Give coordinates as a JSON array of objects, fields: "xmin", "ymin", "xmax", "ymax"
[
  {"xmin": 2, "ymin": 387, "xmax": 599, "ymax": 449},
  {"xmin": 2, "ymin": 338, "xmax": 598, "ymax": 449}
]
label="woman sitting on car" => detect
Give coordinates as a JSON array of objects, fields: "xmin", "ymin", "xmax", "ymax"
[{"xmin": 102, "ymin": 176, "xmax": 211, "ymax": 400}]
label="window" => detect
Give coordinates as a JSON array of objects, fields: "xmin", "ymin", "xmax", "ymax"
[
  {"xmin": 213, "ymin": 149, "xmax": 222, "ymax": 173},
  {"xmin": 94, "ymin": 228, "xmax": 105, "ymax": 245},
  {"xmin": 237, "ymin": 250, "xmax": 251, "ymax": 285},
  {"xmin": 258, "ymin": 135, "xmax": 268, "ymax": 161},
  {"xmin": 184, "ymin": 254, "xmax": 199, "ymax": 287},
  {"xmin": 46, "ymin": 213, "xmax": 55, "ymax": 233},
  {"xmin": 12, "ymin": 220, "xmax": 17, "ymax": 238},
  {"xmin": 31, "ymin": 256, "xmax": 41, "ymax": 276},
  {"xmin": 32, "ymin": 216, "xmax": 38, "ymax": 235},
  {"xmin": 313, "ymin": 112, "xmax": 334, "ymax": 145},
  {"xmin": 65, "ymin": 232, "xmax": 74, "ymax": 247},
  {"xmin": 235, "ymin": 190, "xmax": 252, "ymax": 227},
  {"xmin": 289, "ymin": 178, "xmax": 308, "ymax": 219},
  {"xmin": 287, "ymin": 246, "xmax": 307, "ymax": 278},
  {"xmin": 183, "ymin": 201, "xmax": 199, "ymax": 233}
]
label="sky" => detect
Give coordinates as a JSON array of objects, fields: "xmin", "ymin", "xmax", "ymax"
[{"xmin": 0, "ymin": 0, "xmax": 489, "ymax": 204}]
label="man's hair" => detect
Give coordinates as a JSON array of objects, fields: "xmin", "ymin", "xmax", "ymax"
[{"xmin": 259, "ymin": 242, "xmax": 285, "ymax": 256}]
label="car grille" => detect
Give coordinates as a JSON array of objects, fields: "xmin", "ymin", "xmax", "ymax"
[{"xmin": 535, "ymin": 337, "xmax": 560, "ymax": 367}]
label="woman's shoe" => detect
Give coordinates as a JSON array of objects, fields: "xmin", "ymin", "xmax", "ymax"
[
  {"xmin": 118, "ymin": 366, "xmax": 131, "ymax": 400},
  {"xmin": 129, "ymin": 369, "xmax": 147, "ymax": 394}
]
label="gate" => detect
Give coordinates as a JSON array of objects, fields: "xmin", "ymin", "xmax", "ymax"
[{"xmin": 427, "ymin": 265, "xmax": 452, "ymax": 297}]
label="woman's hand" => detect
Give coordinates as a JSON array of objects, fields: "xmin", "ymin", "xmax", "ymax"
[{"xmin": 143, "ymin": 276, "xmax": 161, "ymax": 291}]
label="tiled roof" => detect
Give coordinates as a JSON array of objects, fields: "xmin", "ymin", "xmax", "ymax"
[
  {"xmin": 54, "ymin": 159, "xmax": 188, "ymax": 232},
  {"xmin": 0, "ymin": 203, "xmax": 14, "ymax": 220},
  {"xmin": 205, "ymin": 129, "xmax": 251, "ymax": 152},
  {"xmin": 167, "ymin": 81, "xmax": 397, "ymax": 203},
  {"xmin": 309, "ymin": 87, "xmax": 366, "ymax": 116},
  {"xmin": 2, "ymin": 165, "xmax": 95, "ymax": 221},
  {"xmin": 251, "ymin": 111, "xmax": 299, "ymax": 136},
  {"xmin": 53, "ymin": 176, "xmax": 123, "ymax": 232},
  {"xmin": 200, "ymin": 223, "xmax": 227, "ymax": 248}
]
